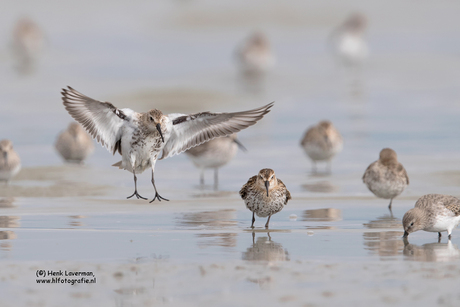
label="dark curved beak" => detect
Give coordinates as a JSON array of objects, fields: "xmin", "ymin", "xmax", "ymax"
[
  {"xmin": 264, "ymin": 181, "xmax": 269, "ymax": 197},
  {"xmin": 233, "ymin": 138, "xmax": 247, "ymax": 152},
  {"xmin": 403, "ymin": 231, "xmax": 409, "ymax": 238},
  {"xmin": 156, "ymin": 123, "xmax": 164, "ymax": 143}
]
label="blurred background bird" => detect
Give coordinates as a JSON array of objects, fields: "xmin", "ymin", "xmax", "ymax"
[
  {"xmin": 185, "ymin": 134, "xmax": 246, "ymax": 190},
  {"xmin": 0, "ymin": 139, "xmax": 21, "ymax": 184},
  {"xmin": 363, "ymin": 148, "xmax": 409, "ymax": 211},
  {"xmin": 235, "ymin": 32, "xmax": 275, "ymax": 77},
  {"xmin": 55, "ymin": 122, "xmax": 94, "ymax": 164},
  {"xmin": 300, "ymin": 120, "xmax": 343, "ymax": 174},
  {"xmin": 10, "ymin": 17, "xmax": 45, "ymax": 74},
  {"xmin": 329, "ymin": 13, "xmax": 368, "ymax": 67}
]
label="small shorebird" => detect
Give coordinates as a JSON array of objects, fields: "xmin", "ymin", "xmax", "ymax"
[
  {"xmin": 235, "ymin": 32, "xmax": 275, "ymax": 76},
  {"xmin": 362, "ymin": 148, "xmax": 409, "ymax": 210},
  {"xmin": 330, "ymin": 13, "xmax": 368, "ymax": 66},
  {"xmin": 240, "ymin": 168, "xmax": 291, "ymax": 228},
  {"xmin": 185, "ymin": 134, "xmax": 246, "ymax": 189},
  {"xmin": 0, "ymin": 140, "xmax": 21, "ymax": 184},
  {"xmin": 62, "ymin": 86, "xmax": 273, "ymax": 202},
  {"xmin": 55, "ymin": 122, "xmax": 94, "ymax": 163},
  {"xmin": 403, "ymin": 194, "xmax": 460, "ymax": 241},
  {"xmin": 300, "ymin": 120, "xmax": 343, "ymax": 173}
]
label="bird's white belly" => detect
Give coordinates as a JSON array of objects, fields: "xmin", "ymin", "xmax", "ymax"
[
  {"xmin": 0, "ymin": 164, "xmax": 21, "ymax": 181},
  {"xmin": 120, "ymin": 135, "xmax": 162, "ymax": 174},
  {"xmin": 425, "ymin": 215, "xmax": 460, "ymax": 233},
  {"xmin": 338, "ymin": 35, "xmax": 368, "ymax": 64}
]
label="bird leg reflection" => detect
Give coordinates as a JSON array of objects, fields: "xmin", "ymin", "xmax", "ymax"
[{"xmin": 214, "ymin": 168, "xmax": 219, "ymax": 191}]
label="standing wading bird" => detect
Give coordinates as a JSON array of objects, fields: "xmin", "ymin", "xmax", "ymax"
[
  {"xmin": 11, "ymin": 17, "xmax": 45, "ymax": 73},
  {"xmin": 362, "ymin": 148, "xmax": 409, "ymax": 211},
  {"xmin": 300, "ymin": 120, "xmax": 343, "ymax": 174},
  {"xmin": 62, "ymin": 87, "xmax": 274, "ymax": 202},
  {"xmin": 0, "ymin": 140, "xmax": 21, "ymax": 184},
  {"xmin": 329, "ymin": 13, "xmax": 368, "ymax": 66},
  {"xmin": 55, "ymin": 122, "xmax": 94, "ymax": 163},
  {"xmin": 235, "ymin": 32, "xmax": 275, "ymax": 76},
  {"xmin": 185, "ymin": 134, "xmax": 246, "ymax": 189},
  {"xmin": 240, "ymin": 168, "xmax": 291, "ymax": 228}
]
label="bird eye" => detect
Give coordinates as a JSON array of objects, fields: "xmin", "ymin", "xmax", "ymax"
[
  {"xmin": 409, "ymin": 222, "xmax": 414, "ymax": 227},
  {"xmin": 150, "ymin": 116, "xmax": 154, "ymax": 122}
]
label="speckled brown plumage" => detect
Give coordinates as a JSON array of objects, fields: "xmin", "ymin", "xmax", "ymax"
[{"xmin": 240, "ymin": 169, "xmax": 291, "ymax": 228}]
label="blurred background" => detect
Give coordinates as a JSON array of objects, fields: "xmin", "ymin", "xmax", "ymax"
[{"xmin": 1, "ymin": 0, "xmax": 460, "ymax": 198}]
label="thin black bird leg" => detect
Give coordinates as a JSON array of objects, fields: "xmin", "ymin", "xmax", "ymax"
[
  {"xmin": 127, "ymin": 170, "xmax": 147, "ymax": 200},
  {"xmin": 265, "ymin": 215, "xmax": 271, "ymax": 228},
  {"xmin": 149, "ymin": 170, "xmax": 169, "ymax": 202},
  {"xmin": 214, "ymin": 168, "xmax": 218, "ymax": 191},
  {"xmin": 251, "ymin": 212, "xmax": 255, "ymax": 229}
]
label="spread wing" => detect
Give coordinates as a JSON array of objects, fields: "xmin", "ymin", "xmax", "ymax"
[
  {"xmin": 160, "ymin": 102, "xmax": 274, "ymax": 159},
  {"xmin": 61, "ymin": 86, "xmax": 134, "ymax": 154}
]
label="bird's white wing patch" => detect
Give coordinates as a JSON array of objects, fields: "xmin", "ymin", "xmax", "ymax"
[
  {"xmin": 160, "ymin": 102, "xmax": 273, "ymax": 159},
  {"xmin": 62, "ymin": 86, "xmax": 136, "ymax": 154}
]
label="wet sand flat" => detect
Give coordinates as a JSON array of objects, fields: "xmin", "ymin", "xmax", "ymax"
[{"xmin": 0, "ymin": 197, "xmax": 460, "ymax": 306}]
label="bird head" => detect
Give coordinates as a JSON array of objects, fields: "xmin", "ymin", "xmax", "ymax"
[
  {"xmin": 144, "ymin": 109, "xmax": 166, "ymax": 143},
  {"xmin": 256, "ymin": 168, "xmax": 277, "ymax": 197}
]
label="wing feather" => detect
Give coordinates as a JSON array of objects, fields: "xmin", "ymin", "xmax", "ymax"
[
  {"xmin": 61, "ymin": 86, "xmax": 133, "ymax": 154},
  {"xmin": 161, "ymin": 102, "xmax": 274, "ymax": 159}
]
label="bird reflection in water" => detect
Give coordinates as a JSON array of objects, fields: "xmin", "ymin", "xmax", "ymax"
[
  {"xmin": 242, "ymin": 232, "xmax": 289, "ymax": 262},
  {"xmin": 302, "ymin": 208, "xmax": 342, "ymax": 222},
  {"xmin": 176, "ymin": 209, "xmax": 237, "ymax": 248},
  {"xmin": 0, "ymin": 198, "xmax": 15, "ymax": 208},
  {"xmin": 301, "ymin": 181, "xmax": 338, "ymax": 193},
  {"xmin": 302, "ymin": 208, "xmax": 342, "ymax": 230},
  {"xmin": 363, "ymin": 213, "xmax": 401, "ymax": 229},
  {"xmin": 403, "ymin": 239, "xmax": 460, "ymax": 262},
  {"xmin": 69, "ymin": 215, "xmax": 86, "ymax": 227},
  {"xmin": 0, "ymin": 216, "xmax": 20, "ymax": 228},
  {"xmin": 363, "ymin": 231, "xmax": 404, "ymax": 258},
  {"xmin": 0, "ymin": 230, "xmax": 17, "ymax": 252}
]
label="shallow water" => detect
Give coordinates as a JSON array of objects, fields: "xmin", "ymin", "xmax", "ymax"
[{"xmin": 1, "ymin": 0, "xmax": 460, "ymax": 306}]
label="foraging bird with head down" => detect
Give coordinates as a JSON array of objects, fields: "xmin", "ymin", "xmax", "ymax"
[
  {"xmin": 62, "ymin": 86, "xmax": 273, "ymax": 202},
  {"xmin": 403, "ymin": 194, "xmax": 460, "ymax": 241}
]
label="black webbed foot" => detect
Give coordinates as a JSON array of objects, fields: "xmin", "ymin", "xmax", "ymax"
[
  {"xmin": 149, "ymin": 192, "xmax": 169, "ymax": 203},
  {"xmin": 127, "ymin": 190, "xmax": 148, "ymax": 200}
]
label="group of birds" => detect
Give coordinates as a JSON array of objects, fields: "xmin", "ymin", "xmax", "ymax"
[
  {"xmin": 2, "ymin": 86, "xmax": 458, "ymax": 240},
  {"xmin": 1, "ymin": 14, "xmax": 459, "ymax": 241}
]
